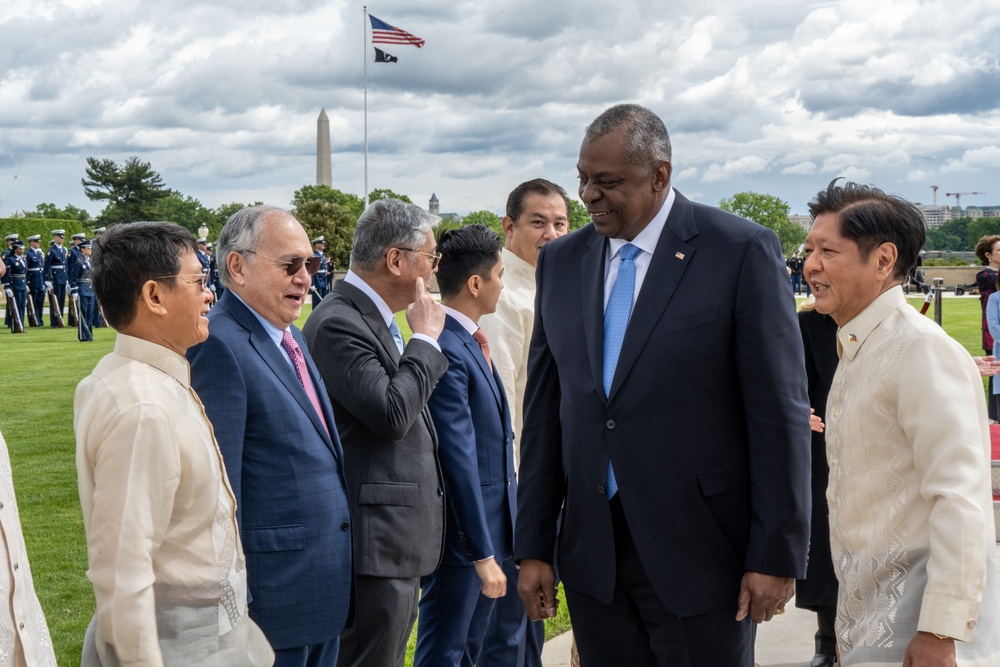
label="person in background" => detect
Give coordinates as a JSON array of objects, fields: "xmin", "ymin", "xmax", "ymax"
[{"xmin": 975, "ymin": 235, "xmax": 1000, "ymax": 422}]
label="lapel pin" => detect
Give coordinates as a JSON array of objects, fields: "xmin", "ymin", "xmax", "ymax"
[
  {"xmin": 675, "ymin": 251, "xmax": 685, "ymax": 260},
  {"xmin": 849, "ymin": 333, "xmax": 857, "ymax": 343}
]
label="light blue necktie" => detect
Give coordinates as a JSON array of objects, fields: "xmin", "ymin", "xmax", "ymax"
[
  {"xmin": 389, "ymin": 318, "xmax": 405, "ymax": 354},
  {"xmin": 603, "ymin": 243, "xmax": 640, "ymax": 499}
]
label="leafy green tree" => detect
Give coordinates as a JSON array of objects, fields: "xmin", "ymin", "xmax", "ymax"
[
  {"xmin": 292, "ymin": 186, "xmax": 364, "ymax": 220},
  {"xmin": 292, "ymin": 200, "xmax": 356, "ymax": 268},
  {"xmin": 968, "ymin": 218, "xmax": 1000, "ymax": 251},
  {"xmin": 23, "ymin": 203, "xmax": 93, "ymax": 225},
  {"xmin": 368, "ymin": 188, "xmax": 412, "ymax": 205},
  {"xmin": 931, "ymin": 217, "xmax": 971, "ymax": 250},
  {"xmin": 719, "ymin": 192, "xmax": 804, "ymax": 255},
  {"xmin": 149, "ymin": 191, "xmax": 218, "ymax": 237},
  {"xmin": 461, "ymin": 210, "xmax": 503, "ymax": 238},
  {"xmin": 82, "ymin": 156, "xmax": 170, "ymax": 223},
  {"xmin": 568, "ymin": 199, "xmax": 590, "ymax": 231},
  {"xmin": 213, "ymin": 202, "xmax": 256, "ymax": 228}
]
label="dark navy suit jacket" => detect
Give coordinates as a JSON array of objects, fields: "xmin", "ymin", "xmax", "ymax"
[
  {"xmin": 430, "ymin": 315, "xmax": 516, "ymax": 567},
  {"xmin": 187, "ymin": 290, "xmax": 354, "ymax": 649},
  {"xmin": 515, "ymin": 191, "xmax": 811, "ymax": 616}
]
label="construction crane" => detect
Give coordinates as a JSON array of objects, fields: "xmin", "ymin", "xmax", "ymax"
[{"xmin": 945, "ymin": 191, "xmax": 986, "ymax": 209}]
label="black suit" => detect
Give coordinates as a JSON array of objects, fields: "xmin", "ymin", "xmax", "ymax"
[{"xmin": 515, "ymin": 191, "xmax": 811, "ymax": 664}]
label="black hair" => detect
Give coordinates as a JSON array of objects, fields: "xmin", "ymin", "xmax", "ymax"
[
  {"xmin": 506, "ymin": 179, "xmax": 570, "ymax": 223},
  {"xmin": 92, "ymin": 221, "xmax": 199, "ymax": 329},
  {"xmin": 808, "ymin": 178, "xmax": 925, "ymax": 281},
  {"xmin": 435, "ymin": 225, "xmax": 503, "ymax": 299}
]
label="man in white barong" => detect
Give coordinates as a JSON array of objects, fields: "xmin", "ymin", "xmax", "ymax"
[{"xmin": 803, "ymin": 179, "xmax": 1000, "ymax": 667}]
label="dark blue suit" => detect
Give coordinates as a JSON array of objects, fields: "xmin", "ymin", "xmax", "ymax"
[
  {"xmin": 44, "ymin": 244, "xmax": 68, "ymax": 327},
  {"xmin": 2, "ymin": 254, "xmax": 27, "ymax": 331},
  {"xmin": 415, "ymin": 315, "xmax": 516, "ymax": 667},
  {"xmin": 311, "ymin": 251, "xmax": 329, "ymax": 308},
  {"xmin": 187, "ymin": 291, "xmax": 354, "ymax": 663},
  {"xmin": 68, "ymin": 256, "xmax": 96, "ymax": 341}
]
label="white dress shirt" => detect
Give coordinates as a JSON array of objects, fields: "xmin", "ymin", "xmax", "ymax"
[
  {"xmin": 603, "ymin": 187, "xmax": 675, "ymax": 310},
  {"xmin": 343, "ymin": 270, "xmax": 440, "ymax": 351}
]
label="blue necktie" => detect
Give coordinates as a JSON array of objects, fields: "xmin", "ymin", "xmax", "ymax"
[
  {"xmin": 603, "ymin": 243, "xmax": 640, "ymax": 499},
  {"xmin": 389, "ymin": 318, "xmax": 405, "ymax": 354}
]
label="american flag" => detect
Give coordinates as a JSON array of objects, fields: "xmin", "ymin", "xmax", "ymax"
[{"xmin": 369, "ymin": 15, "xmax": 425, "ymax": 48}]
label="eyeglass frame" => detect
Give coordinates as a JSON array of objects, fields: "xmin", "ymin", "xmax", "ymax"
[
  {"xmin": 242, "ymin": 250, "xmax": 322, "ymax": 276},
  {"xmin": 148, "ymin": 273, "xmax": 211, "ymax": 290},
  {"xmin": 395, "ymin": 247, "xmax": 442, "ymax": 270}
]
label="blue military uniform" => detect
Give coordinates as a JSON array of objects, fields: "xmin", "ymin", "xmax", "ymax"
[
  {"xmin": 43, "ymin": 231, "xmax": 68, "ymax": 327},
  {"xmin": 310, "ymin": 237, "xmax": 330, "ymax": 308},
  {"xmin": 25, "ymin": 236, "xmax": 45, "ymax": 327},
  {"xmin": 92, "ymin": 228, "xmax": 106, "ymax": 327},
  {"xmin": 207, "ymin": 243, "xmax": 223, "ymax": 300},
  {"xmin": 69, "ymin": 241, "xmax": 96, "ymax": 342},
  {"xmin": 2, "ymin": 234, "xmax": 16, "ymax": 328},
  {"xmin": 3, "ymin": 243, "xmax": 28, "ymax": 333}
]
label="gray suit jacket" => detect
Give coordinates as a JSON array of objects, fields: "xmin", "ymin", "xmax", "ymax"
[{"xmin": 303, "ymin": 279, "xmax": 448, "ymax": 577}]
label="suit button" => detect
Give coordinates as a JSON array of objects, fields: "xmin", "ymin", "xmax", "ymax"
[
  {"xmin": 437, "ymin": 488, "xmax": 444, "ymax": 496},
  {"xmin": 506, "ymin": 476, "xmax": 511, "ymax": 485},
  {"xmin": 340, "ymin": 522, "xmax": 350, "ymax": 532},
  {"xmin": 606, "ymin": 419, "xmax": 616, "ymax": 429},
  {"xmin": 598, "ymin": 485, "xmax": 606, "ymax": 495}
]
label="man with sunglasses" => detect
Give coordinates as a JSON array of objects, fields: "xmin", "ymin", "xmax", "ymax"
[
  {"xmin": 303, "ymin": 198, "xmax": 448, "ymax": 667},
  {"xmin": 188, "ymin": 206, "xmax": 353, "ymax": 667},
  {"xmin": 75, "ymin": 221, "xmax": 273, "ymax": 667}
]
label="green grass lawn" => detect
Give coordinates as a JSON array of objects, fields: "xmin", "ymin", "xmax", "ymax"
[{"xmin": 0, "ymin": 297, "xmax": 980, "ymax": 664}]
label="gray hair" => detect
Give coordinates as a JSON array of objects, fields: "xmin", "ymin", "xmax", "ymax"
[
  {"xmin": 216, "ymin": 205, "xmax": 288, "ymax": 287},
  {"xmin": 585, "ymin": 103, "xmax": 672, "ymax": 170},
  {"xmin": 350, "ymin": 198, "xmax": 435, "ymax": 271}
]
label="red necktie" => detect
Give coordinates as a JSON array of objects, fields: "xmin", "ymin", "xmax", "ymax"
[
  {"xmin": 280, "ymin": 330, "xmax": 329, "ymax": 435},
  {"xmin": 472, "ymin": 328, "xmax": 492, "ymax": 372}
]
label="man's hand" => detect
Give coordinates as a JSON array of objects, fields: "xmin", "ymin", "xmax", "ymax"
[
  {"xmin": 735, "ymin": 572, "xmax": 794, "ymax": 623},
  {"xmin": 3, "ymin": 288, "xmax": 12, "ymax": 298},
  {"xmin": 405, "ymin": 277, "xmax": 445, "ymax": 339},
  {"xmin": 44, "ymin": 280, "xmax": 52, "ymax": 291},
  {"xmin": 973, "ymin": 355, "xmax": 1000, "ymax": 377},
  {"xmin": 517, "ymin": 559, "xmax": 559, "ymax": 621},
  {"xmin": 810, "ymin": 407, "xmax": 825, "ymax": 433},
  {"xmin": 474, "ymin": 557, "xmax": 507, "ymax": 599},
  {"xmin": 902, "ymin": 632, "xmax": 956, "ymax": 667}
]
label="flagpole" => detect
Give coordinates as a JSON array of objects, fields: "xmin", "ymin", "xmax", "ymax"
[{"xmin": 363, "ymin": 4, "xmax": 369, "ymax": 208}]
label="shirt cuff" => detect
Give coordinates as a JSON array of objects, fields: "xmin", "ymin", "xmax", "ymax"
[
  {"xmin": 410, "ymin": 333, "xmax": 441, "ymax": 352},
  {"xmin": 918, "ymin": 592, "xmax": 982, "ymax": 642}
]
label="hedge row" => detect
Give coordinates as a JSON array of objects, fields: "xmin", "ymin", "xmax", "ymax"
[{"xmin": 0, "ymin": 219, "xmax": 85, "ymax": 239}]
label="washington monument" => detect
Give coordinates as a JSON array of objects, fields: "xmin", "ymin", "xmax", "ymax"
[{"xmin": 317, "ymin": 108, "xmax": 332, "ymax": 187}]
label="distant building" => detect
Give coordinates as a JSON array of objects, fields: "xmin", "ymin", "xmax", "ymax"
[
  {"xmin": 429, "ymin": 193, "xmax": 440, "ymax": 216},
  {"xmin": 790, "ymin": 214, "xmax": 811, "ymax": 230},
  {"xmin": 918, "ymin": 205, "xmax": 952, "ymax": 228}
]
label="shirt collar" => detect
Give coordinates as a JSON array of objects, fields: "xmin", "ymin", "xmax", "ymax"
[
  {"xmin": 443, "ymin": 305, "xmax": 478, "ymax": 335},
  {"xmin": 501, "ymin": 247, "xmax": 535, "ymax": 284},
  {"xmin": 344, "ymin": 270, "xmax": 395, "ymax": 328},
  {"xmin": 230, "ymin": 290, "xmax": 287, "ymax": 347},
  {"xmin": 836, "ymin": 285, "xmax": 906, "ymax": 360},
  {"xmin": 607, "ymin": 187, "xmax": 675, "ymax": 260},
  {"xmin": 113, "ymin": 333, "xmax": 191, "ymax": 387}
]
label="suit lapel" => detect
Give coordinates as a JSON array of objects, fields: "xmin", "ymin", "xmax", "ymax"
[
  {"xmin": 334, "ymin": 281, "xmax": 401, "ymax": 365},
  {"xmin": 580, "ymin": 231, "xmax": 609, "ymax": 402},
  {"xmin": 455, "ymin": 319, "xmax": 503, "ymax": 410},
  {"xmin": 608, "ymin": 193, "xmax": 698, "ymax": 400}
]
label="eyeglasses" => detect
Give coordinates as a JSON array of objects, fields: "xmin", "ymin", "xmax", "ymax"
[
  {"xmin": 150, "ymin": 273, "xmax": 210, "ymax": 290},
  {"xmin": 244, "ymin": 250, "xmax": 321, "ymax": 276},
  {"xmin": 397, "ymin": 247, "xmax": 442, "ymax": 270}
]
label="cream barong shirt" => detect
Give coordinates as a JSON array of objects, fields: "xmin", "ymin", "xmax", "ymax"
[
  {"xmin": 826, "ymin": 286, "xmax": 1000, "ymax": 666},
  {"xmin": 75, "ymin": 334, "xmax": 272, "ymax": 667}
]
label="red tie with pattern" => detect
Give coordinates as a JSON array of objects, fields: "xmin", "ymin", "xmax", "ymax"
[
  {"xmin": 280, "ymin": 330, "xmax": 329, "ymax": 435},
  {"xmin": 472, "ymin": 328, "xmax": 492, "ymax": 372}
]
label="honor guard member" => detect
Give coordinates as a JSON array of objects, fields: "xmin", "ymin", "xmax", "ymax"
[
  {"xmin": 92, "ymin": 228, "xmax": 107, "ymax": 327},
  {"xmin": 310, "ymin": 236, "xmax": 329, "ymax": 308},
  {"xmin": 69, "ymin": 240, "xmax": 96, "ymax": 342},
  {"xmin": 3, "ymin": 240, "xmax": 28, "ymax": 333},
  {"xmin": 67, "ymin": 233, "xmax": 87, "ymax": 286},
  {"xmin": 2, "ymin": 234, "xmax": 16, "ymax": 328},
  {"xmin": 2, "ymin": 233, "xmax": 16, "ymax": 260},
  {"xmin": 196, "ymin": 237, "xmax": 211, "ymax": 275},
  {"xmin": 26, "ymin": 235, "xmax": 46, "ymax": 327},
  {"xmin": 44, "ymin": 229, "xmax": 69, "ymax": 327},
  {"xmin": 206, "ymin": 242, "xmax": 222, "ymax": 299}
]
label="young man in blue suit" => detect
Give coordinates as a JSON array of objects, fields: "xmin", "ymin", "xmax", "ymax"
[
  {"xmin": 187, "ymin": 205, "xmax": 353, "ymax": 667},
  {"xmin": 415, "ymin": 225, "xmax": 516, "ymax": 667}
]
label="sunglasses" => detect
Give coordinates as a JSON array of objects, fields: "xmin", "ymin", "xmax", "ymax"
[{"xmin": 244, "ymin": 250, "xmax": 322, "ymax": 276}]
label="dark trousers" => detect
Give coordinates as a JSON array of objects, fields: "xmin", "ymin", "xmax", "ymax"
[
  {"xmin": 337, "ymin": 575, "xmax": 419, "ymax": 667},
  {"xmin": 480, "ymin": 557, "xmax": 545, "ymax": 667},
  {"xmin": 988, "ymin": 358, "xmax": 998, "ymax": 422},
  {"xmin": 565, "ymin": 496, "xmax": 755, "ymax": 667},
  {"xmin": 274, "ymin": 637, "xmax": 340, "ymax": 667},
  {"xmin": 29, "ymin": 289, "xmax": 45, "ymax": 326},
  {"xmin": 78, "ymin": 294, "xmax": 96, "ymax": 341},
  {"xmin": 50, "ymin": 283, "xmax": 66, "ymax": 327},
  {"xmin": 815, "ymin": 605, "xmax": 837, "ymax": 657}
]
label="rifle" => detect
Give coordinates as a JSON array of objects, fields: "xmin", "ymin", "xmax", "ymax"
[
  {"xmin": 46, "ymin": 287, "xmax": 64, "ymax": 328},
  {"xmin": 73, "ymin": 292, "xmax": 92, "ymax": 340},
  {"xmin": 25, "ymin": 290, "xmax": 40, "ymax": 327},
  {"xmin": 7, "ymin": 292, "xmax": 23, "ymax": 334},
  {"xmin": 309, "ymin": 286, "xmax": 325, "ymax": 302},
  {"xmin": 67, "ymin": 290, "xmax": 78, "ymax": 327},
  {"xmin": 98, "ymin": 301, "xmax": 109, "ymax": 327}
]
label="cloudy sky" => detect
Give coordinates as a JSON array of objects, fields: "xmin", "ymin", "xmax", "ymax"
[{"xmin": 1, "ymin": 0, "xmax": 998, "ymax": 220}]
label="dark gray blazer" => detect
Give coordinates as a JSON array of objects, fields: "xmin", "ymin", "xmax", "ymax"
[{"xmin": 303, "ymin": 279, "xmax": 448, "ymax": 578}]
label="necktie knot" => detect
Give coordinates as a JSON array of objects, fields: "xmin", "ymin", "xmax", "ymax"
[{"xmin": 619, "ymin": 242, "xmax": 640, "ymax": 262}]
